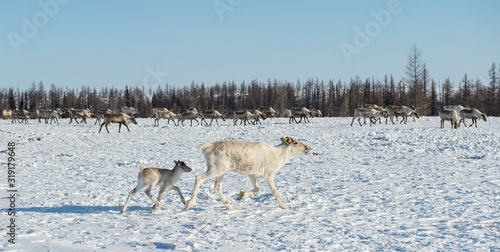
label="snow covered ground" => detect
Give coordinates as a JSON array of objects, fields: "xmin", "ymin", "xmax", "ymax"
[{"xmin": 1, "ymin": 116, "xmax": 499, "ymax": 251}]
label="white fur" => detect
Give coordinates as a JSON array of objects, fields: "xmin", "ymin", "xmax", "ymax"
[
  {"xmin": 185, "ymin": 137, "xmax": 311, "ymax": 210},
  {"xmin": 177, "ymin": 109, "xmax": 201, "ymax": 126},
  {"xmin": 459, "ymin": 108, "xmax": 487, "ymax": 127},
  {"xmin": 350, "ymin": 108, "xmax": 382, "ymax": 127},
  {"xmin": 121, "ymin": 161, "xmax": 192, "ymax": 213},
  {"xmin": 154, "ymin": 109, "xmax": 177, "ymax": 126},
  {"xmin": 384, "ymin": 105, "xmax": 418, "ymax": 124},
  {"xmin": 121, "ymin": 106, "xmax": 137, "ymax": 116},
  {"xmin": 41, "ymin": 110, "xmax": 61, "ymax": 124},
  {"xmin": 69, "ymin": 109, "xmax": 92, "ymax": 124},
  {"xmin": 233, "ymin": 110, "xmax": 256, "ymax": 126},
  {"xmin": 260, "ymin": 106, "xmax": 278, "ymax": 117},
  {"xmin": 280, "ymin": 109, "xmax": 292, "ymax": 118},
  {"xmin": 312, "ymin": 109, "xmax": 322, "ymax": 117},
  {"xmin": 443, "ymin": 105, "xmax": 467, "ymax": 114},
  {"xmin": 439, "ymin": 109, "xmax": 459, "ymax": 129},
  {"xmin": 2, "ymin": 109, "xmax": 13, "ymax": 120},
  {"xmin": 94, "ymin": 109, "xmax": 113, "ymax": 125},
  {"xmin": 290, "ymin": 107, "xmax": 312, "ymax": 123}
]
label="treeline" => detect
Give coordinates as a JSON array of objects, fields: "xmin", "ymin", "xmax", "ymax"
[{"xmin": 1, "ymin": 69, "xmax": 499, "ymax": 118}]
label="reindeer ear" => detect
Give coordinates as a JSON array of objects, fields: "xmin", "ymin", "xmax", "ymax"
[{"xmin": 282, "ymin": 136, "xmax": 292, "ymax": 145}]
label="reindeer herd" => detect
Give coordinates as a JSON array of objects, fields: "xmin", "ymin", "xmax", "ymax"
[
  {"xmin": 0, "ymin": 104, "xmax": 491, "ymax": 214},
  {"xmin": 349, "ymin": 104, "xmax": 487, "ymax": 129},
  {"xmin": 1, "ymin": 106, "xmax": 321, "ymax": 132},
  {"xmin": 1, "ymin": 103, "xmax": 489, "ymax": 132}
]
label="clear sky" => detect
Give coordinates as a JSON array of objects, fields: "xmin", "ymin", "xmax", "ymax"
[{"xmin": 1, "ymin": 0, "xmax": 499, "ymax": 91}]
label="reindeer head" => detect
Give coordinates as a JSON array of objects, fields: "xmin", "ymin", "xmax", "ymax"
[{"xmin": 281, "ymin": 136, "xmax": 311, "ymax": 154}]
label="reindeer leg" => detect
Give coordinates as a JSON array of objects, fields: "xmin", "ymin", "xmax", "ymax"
[
  {"xmin": 121, "ymin": 188, "xmax": 136, "ymax": 214},
  {"xmin": 266, "ymin": 176, "xmax": 290, "ymax": 209},
  {"xmin": 214, "ymin": 175, "xmax": 238, "ymax": 210},
  {"xmin": 99, "ymin": 122, "xmax": 105, "ymax": 133},
  {"xmin": 145, "ymin": 188, "xmax": 163, "ymax": 211},
  {"xmin": 185, "ymin": 169, "xmax": 226, "ymax": 210},
  {"xmin": 151, "ymin": 186, "xmax": 167, "ymax": 212},
  {"xmin": 238, "ymin": 175, "xmax": 259, "ymax": 200},
  {"xmin": 171, "ymin": 186, "xmax": 186, "ymax": 204}
]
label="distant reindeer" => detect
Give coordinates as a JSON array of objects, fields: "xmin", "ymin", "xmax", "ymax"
[
  {"xmin": 99, "ymin": 113, "xmax": 137, "ymax": 133},
  {"xmin": 290, "ymin": 107, "xmax": 313, "ymax": 123},
  {"xmin": 11, "ymin": 110, "xmax": 29, "ymax": 124},
  {"xmin": 312, "ymin": 109, "xmax": 322, "ymax": 117},
  {"xmin": 351, "ymin": 108, "xmax": 382, "ymax": 127},
  {"xmin": 2, "ymin": 109, "xmax": 13, "ymax": 120},
  {"xmin": 443, "ymin": 105, "xmax": 468, "ymax": 114},
  {"xmin": 177, "ymin": 108, "xmax": 201, "ymax": 126},
  {"xmin": 249, "ymin": 110, "xmax": 266, "ymax": 124},
  {"xmin": 94, "ymin": 109, "xmax": 113, "ymax": 125},
  {"xmin": 459, "ymin": 108, "xmax": 487, "ymax": 127},
  {"xmin": 260, "ymin": 106, "xmax": 278, "ymax": 118},
  {"xmin": 439, "ymin": 109, "xmax": 459, "ymax": 129},
  {"xmin": 121, "ymin": 161, "xmax": 192, "ymax": 213},
  {"xmin": 280, "ymin": 109, "xmax": 292, "ymax": 120},
  {"xmin": 233, "ymin": 110, "xmax": 257, "ymax": 126},
  {"xmin": 153, "ymin": 108, "xmax": 177, "ymax": 126},
  {"xmin": 121, "ymin": 106, "xmax": 137, "ymax": 116},
  {"xmin": 42, "ymin": 110, "xmax": 62, "ymax": 124},
  {"xmin": 384, "ymin": 105, "xmax": 418, "ymax": 124},
  {"xmin": 201, "ymin": 110, "xmax": 226, "ymax": 126},
  {"xmin": 69, "ymin": 109, "xmax": 92, "ymax": 124}
]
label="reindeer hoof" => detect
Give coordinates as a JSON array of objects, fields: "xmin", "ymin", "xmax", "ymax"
[
  {"xmin": 280, "ymin": 205, "xmax": 291, "ymax": 209},
  {"xmin": 185, "ymin": 200, "xmax": 195, "ymax": 210},
  {"xmin": 237, "ymin": 191, "xmax": 245, "ymax": 200}
]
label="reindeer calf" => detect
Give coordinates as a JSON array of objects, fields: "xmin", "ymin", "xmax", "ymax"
[{"xmin": 121, "ymin": 160, "xmax": 192, "ymax": 213}]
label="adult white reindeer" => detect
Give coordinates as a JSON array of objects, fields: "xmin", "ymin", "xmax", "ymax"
[{"xmin": 184, "ymin": 137, "xmax": 311, "ymax": 210}]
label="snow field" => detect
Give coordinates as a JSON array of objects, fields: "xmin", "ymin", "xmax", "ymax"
[{"xmin": 1, "ymin": 116, "xmax": 499, "ymax": 251}]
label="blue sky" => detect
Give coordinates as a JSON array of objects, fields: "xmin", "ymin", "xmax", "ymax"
[{"xmin": 1, "ymin": 0, "xmax": 499, "ymax": 91}]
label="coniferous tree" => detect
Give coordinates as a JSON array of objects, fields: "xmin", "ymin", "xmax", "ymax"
[
  {"xmin": 488, "ymin": 62, "xmax": 497, "ymax": 115},
  {"xmin": 404, "ymin": 44, "xmax": 424, "ymax": 112},
  {"xmin": 430, "ymin": 79, "xmax": 438, "ymax": 116},
  {"xmin": 8, "ymin": 88, "xmax": 16, "ymax": 109}
]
